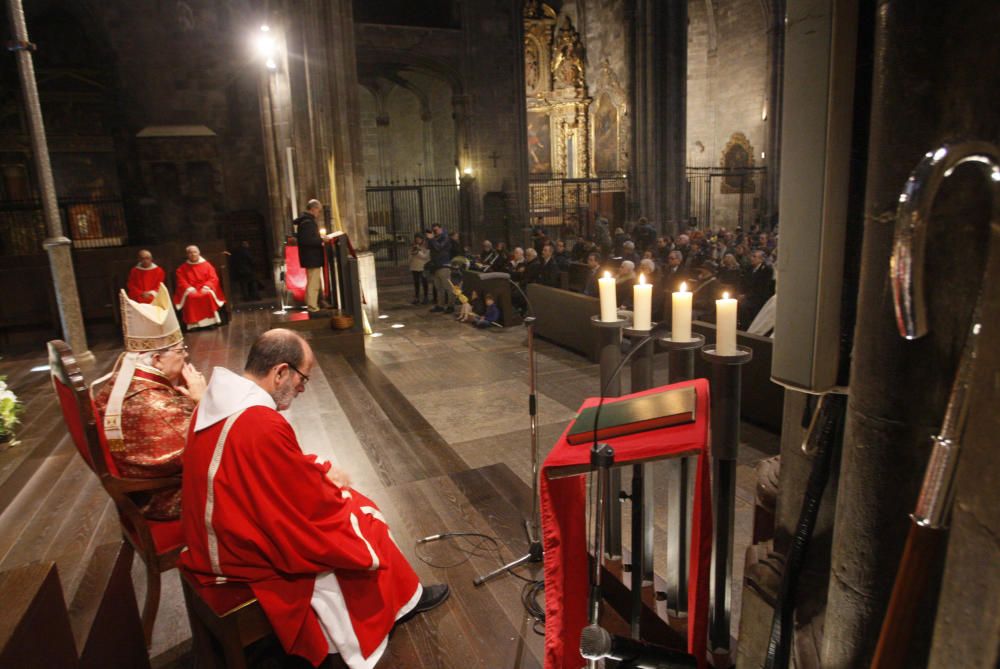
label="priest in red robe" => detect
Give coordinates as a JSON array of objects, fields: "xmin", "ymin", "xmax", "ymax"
[
  {"xmin": 181, "ymin": 329, "xmax": 449, "ymax": 668},
  {"xmin": 126, "ymin": 249, "xmax": 166, "ymax": 304},
  {"xmin": 174, "ymin": 245, "xmax": 226, "ymax": 329},
  {"xmin": 93, "ymin": 284, "xmax": 207, "ymax": 519}
]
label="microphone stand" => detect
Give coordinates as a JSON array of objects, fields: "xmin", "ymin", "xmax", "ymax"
[{"xmin": 473, "ymin": 278, "xmax": 543, "ymax": 585}]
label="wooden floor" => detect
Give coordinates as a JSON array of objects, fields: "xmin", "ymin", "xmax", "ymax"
[{"xmin": 0, "ymin": 285, "xmax": 779, "ymax": 668}]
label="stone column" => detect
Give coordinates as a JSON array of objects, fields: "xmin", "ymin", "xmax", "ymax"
[
  {"xmin": 630, "ymin": 0, "xmax": 686, "ymax": 235},
  {"xmin": 7, "ymin": 0, "xmax": 89, "ymax": 358},
  {"xmin": 821, "ymin": 2, "xmax": 1000, "ymax": 667}
]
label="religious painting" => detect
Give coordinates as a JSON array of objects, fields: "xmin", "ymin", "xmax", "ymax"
[
  {"xmin": 527, "ymin": 111, "xmax": 552, "ymax": 175},
  {"xmin": 720, "ymin": 132, "xmax": 756, "ymax": 194},
  {"xmin": 593, "ymin": 93, "xmax": 619, "ymax": 176},
  {"xmin": 525, "ymin": 37, "xmax": 541, "ymax": 93}
]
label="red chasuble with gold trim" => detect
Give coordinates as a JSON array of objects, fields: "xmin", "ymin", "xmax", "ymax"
[
  {"xmin": 174, "ymin": 259, "xmax": 225, "ymax": 328},
  {"xmin": 126, "ymin": 264, "xmax": 166, "ymax": 304},
  {"xmin": 94, "ymin": 365, "xmax": 193, "ymax": 519},
  {"xmin": 181, "ymin": 368, "xmax": 421, "ymax": 669}
]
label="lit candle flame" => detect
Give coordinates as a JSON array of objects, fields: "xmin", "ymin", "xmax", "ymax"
[
  {"xmin": 604, "ymin": 271, "xmax": 611, "ymax": 279},
  {"xmin": 680, "ymin": 281, "xmax": 687, "ymax": 292},
  {"xmin": 723, "ymin": 291, "xmax": 730, "ymax": 300},
  {"xmin": 639, "ymin": 273, "xmax": 646, "ymax": 285}
]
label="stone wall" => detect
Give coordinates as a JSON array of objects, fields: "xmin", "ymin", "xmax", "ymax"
[
  {"xmin": 687, "ymin": 0, "xmax": 771, "ymax": 229},
  {"xmin": 27, "ymin": 0, "xmax": 269, "ymax": 243}
]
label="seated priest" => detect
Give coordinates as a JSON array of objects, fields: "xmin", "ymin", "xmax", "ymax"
[
  {"xmin": 180, "ymin": 329, "xmax": 450, "ymax": 669},
  {"xmin": 174, "ymin": 245, "xmax": 226, "ymax": 329},
  {"xmin": 126, "ymin": 249, "xmax": 166, "ymax": 304},
  {"xmin": 93, "ymin": 284, "xmax": 207, "ymax": 520}
]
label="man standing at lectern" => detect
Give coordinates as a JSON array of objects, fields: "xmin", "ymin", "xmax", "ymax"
[
  {"xmin": 294, "ymin": 199, "xmax": 325, "ymax": 312},
  {"xmin": 174, "ymin": 245, "xmax": 226, "ymax": 329}
]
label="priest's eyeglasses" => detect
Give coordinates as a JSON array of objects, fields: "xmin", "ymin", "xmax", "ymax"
[{"xmin": 286, "ymin": 362, "xmax": 310, "ymax": 386}]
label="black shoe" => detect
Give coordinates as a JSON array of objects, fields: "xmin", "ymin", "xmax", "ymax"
[
  {"xmin": 430, "ymin": 306, "xmax": 444, "ymax": 313},
  {"xmin": 397, "ymin": 584, "xmax": 450, "ymax": 626},
  {"xmin": 444, "ymin": 306, "xmax": 455, "ymax": 314}
]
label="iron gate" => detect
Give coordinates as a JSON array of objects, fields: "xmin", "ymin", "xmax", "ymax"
[
  {"xmin": 527, "ymin": 176, "xmax": 629, "ymax": 238},
  {"xmin": 685, "ymin": 167, "xmax": 767, "ymax": 231},
  {"xmin": 365, "ymin": 178, "xmax": 460, "ymax": 267}
]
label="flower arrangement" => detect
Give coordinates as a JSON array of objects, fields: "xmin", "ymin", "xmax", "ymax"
[{"xmin": 0, "ymin": 376, "xmax": 23, "ymax": 442}]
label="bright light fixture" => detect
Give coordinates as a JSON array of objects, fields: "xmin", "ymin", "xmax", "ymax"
[
  {"xmin": 391, "ymin": 323, "xmax": 405, "ymax": 329},
  {"xmin": 370, "ymin": 332, "xmax": 383, "ymax": 338},
  {"xmin": 255, "ymin": 25, "xmax": 277, "ymax": 68},
  {"xmin": 31, "ymin": 364, "xmax": 50, "ymax": 372},
  {"xmin": 463, "ymin": 166, "xmax": 473, "ymax": 176},
  {"xmin": 378, "ymin": 314, "xmax": 389, "ymax": 319}
]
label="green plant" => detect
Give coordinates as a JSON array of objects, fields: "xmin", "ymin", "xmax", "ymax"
[{"xmin": 0, "ymin": 376, "xmax": 23, "ymax": 440}]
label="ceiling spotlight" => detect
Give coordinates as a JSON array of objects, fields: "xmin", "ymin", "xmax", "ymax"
[{"xmin": 255, "ymin": 24, "xmax": 277, "ymax": 66}]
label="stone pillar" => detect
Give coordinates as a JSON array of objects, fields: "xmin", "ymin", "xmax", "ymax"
[
  {"xmin": 821, "ymin": 2, "xmax": 1000, "ymax": 667},
  {"xmin": 764, "ymin": 0, "xmax": 786, "ymax": 224},
  {"xmin": 7, "ymin": 0, "xmax": 89, "ymax": 358},
  {"xmin": 630, "ymin": 0, "xmax": 686, "ymax": 235}
]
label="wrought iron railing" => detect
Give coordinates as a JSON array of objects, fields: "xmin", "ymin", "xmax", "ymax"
[
  {"xmin": 685, "ymin": 166, "xmax": 768, "ymax": 230},
  {"xmin": 0, "ymin": 198, "xmax": 128, "ymax": 255},
  {"xmin": 528, "ymin": 176, "xmax": 630, "ymax": 239}
]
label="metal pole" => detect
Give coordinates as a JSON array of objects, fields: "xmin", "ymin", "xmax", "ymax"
[
  {"xmin": 7, "ymin": 0, "xmax": 89, "ymax": 358},
  {"xmin": 659, "ymin": 331, "xmax": 705, "ymax": 617},
  {"xmin": 702, "ymin": 344, "xmax": 752, "ymax": 667},
  {"xmin": 594, "ymin": 316, "xmax": 626, "ymax": 559},
  {"xmin": 630, "ymin": 332, "xmax": 656, "ymax": 637},
  {"xmin": 526, "ymin": 317, "xmax": 540, "ymax": 544}
]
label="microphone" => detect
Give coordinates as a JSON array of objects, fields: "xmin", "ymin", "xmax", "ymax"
[{"xmin": 579, "ymin": 624, "xmax": 697, "ymax": 668}]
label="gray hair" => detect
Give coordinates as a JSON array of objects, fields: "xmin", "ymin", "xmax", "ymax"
[
  {"xmin": 619, "ymin": 260, "xmax": 635, "ymax": 273},
  {"xmin": 525, "ymin": 248, "xmax": 538, "ymax": 260},
  {"xmin": 306, "ymin": 199, "xmax": 322, "ymax": 212},
  {"xmin": 623, "ymin": 241, "xmax": 635, "ymax": 251},
  {"xmin": 639, "ymin": 258, "xmax": 656, "ymax": 274}
]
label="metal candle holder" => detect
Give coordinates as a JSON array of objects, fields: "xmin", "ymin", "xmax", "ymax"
[
  {"xmin": 623, "ymin": 323, "xmax": 658, "ymax": 636},
  {"xmin": 591, "ymin": 314, "xmax": 628, "ymax": 559},
  {"xmin": 658, "ymin": 331, "xmax": 706, "ymax": 617},
  {"xmin": 701, "ymin": 344, "xmax": 752, "ymax": 666}
]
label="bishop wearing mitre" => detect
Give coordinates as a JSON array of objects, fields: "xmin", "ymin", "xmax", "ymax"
[
  {"xmin": 93, "ymin": 284, "xmax": 206, "ymax": 519},
  {"xmin": 174, "ymin": 245, "xmax": 226, "ymax": 329},
  {"xmin": 126, "ymin": 249, "xmax": 166, "ymax": 304}
]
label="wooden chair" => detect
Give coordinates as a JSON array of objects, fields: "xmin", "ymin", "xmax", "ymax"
[
  {"xmin": 47, "ymin": 340, "xmax": 184, "ymax": 647},
  {"xmin": 179, "ymin": 568, "xmax": 272, "ymax": 669}
]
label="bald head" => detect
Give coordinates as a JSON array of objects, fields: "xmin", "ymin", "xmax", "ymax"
[
  {"xmin": 137, "ymin": 249, "xmax": 153, "ymax": 267},
  {"xmin": 244, "ymin": 329, "xmax": 315, "ymax": 410}
]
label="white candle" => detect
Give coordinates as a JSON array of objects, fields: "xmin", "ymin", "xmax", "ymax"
[
  {"xmin": 599, "ymin": 271, "xmax": 617, "ymax": 322},
  {"xmin": 633, "ymin": 273, "xmax": 652, "ymax": 331},
  {"xmin": 672, "ymin": 281, "xmax": 692, "ymax": 341},
  {"xmin": 716, "ymin": 291, "xmax": 738, "ymax": 355}
]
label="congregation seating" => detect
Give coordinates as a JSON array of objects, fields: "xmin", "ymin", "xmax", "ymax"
[{"xmin": 48, "ymin": 339, "xmax": 184, "ymax": 647}]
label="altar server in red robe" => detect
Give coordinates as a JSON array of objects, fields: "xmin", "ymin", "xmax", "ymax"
[
  {"xmin": 174, "ymin": 245, "xmax": 226, "ymax": 329},
  {"xmin": 126, "ymin": 249, "xmax": 166, "ymax": 304},
  {"xmin": 93, "ymin": 284, "xmax": 206, "ymax": 519},
  {"xmin": 181, "ymin": 329, "xmax": 449, "ymax": 668}
]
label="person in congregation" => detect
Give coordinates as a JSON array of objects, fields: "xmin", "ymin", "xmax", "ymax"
[
  {"xmin": 93, "ymin": 285, "xmax": 206, "ymax": 520},
  {"xmin": 180, "ymin": 329, "xmax": 449, "ymax": 669},
  {"xmin": 126, "ymin": 249, "xmax": 166, "ymax": 304},
  {"xmin": 582, "ymin": 251, "xmax": 602, "ymax": 297},
  {"xmin": 174, "ymin": 245, "xmax": 226, "ymax": 329}
]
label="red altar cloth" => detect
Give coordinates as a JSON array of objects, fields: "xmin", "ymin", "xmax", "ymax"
[
  {"xmin": 540, "ymin": 378, "xmax": 712, "ymax": 669},
  {"xmin": 283, "ymin": 244, "xmax": 307, "ymax": 304}
]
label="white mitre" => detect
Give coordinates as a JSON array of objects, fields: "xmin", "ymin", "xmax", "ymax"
[{"xmin": 103, "ymin": 284, "xmax": 184, "ymax": 446}]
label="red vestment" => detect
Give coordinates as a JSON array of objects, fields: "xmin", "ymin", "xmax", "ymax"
[
  {"xmin": 93, "ymin": 364, "xmax": 194, "ymax": 519},
  {"xmin": 174, "ymin": 259, "xmax": 225, "ymax": 328},
  {"xmin": 126, "ymin": 264, "xmax": 166, "ymax": 304},
  {"xmin": 181, "ymin": 368, "xmax": 421, "ymax": 668}
]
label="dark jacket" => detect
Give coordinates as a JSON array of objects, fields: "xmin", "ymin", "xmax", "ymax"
[
  {"xmin": 740, "ymin": 263, "xmax": 775, "ymax": 307},
  {"xmin": 538, "ymin": 257, "xmax": 562, "ymax": 287},
  {"xmin": 294, "ymin": 212, "xmax": 324, "ymax": 268},
  {"xmin": 428, "ymin": 229, "xmax": 452, "ymax": 267},
  {"xmin": 662, "ymin": 266, "xmax": 689, "ymax": 293}
]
